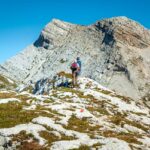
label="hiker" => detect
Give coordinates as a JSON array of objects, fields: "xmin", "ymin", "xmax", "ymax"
[
  {"xmin": 70, "ymin": 60, "xmax": 80, "ymax": 87},
  {"xmin": 76, "ymin": 57, "xmax": 81, "ymax": 75}
]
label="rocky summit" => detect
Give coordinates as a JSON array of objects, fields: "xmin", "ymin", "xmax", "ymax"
[{"xmin": 0, "ymin": 16, "xmax": 150, "ymax": 101}]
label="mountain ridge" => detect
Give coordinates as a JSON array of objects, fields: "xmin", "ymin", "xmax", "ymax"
[{"xmin": 0, "ymin": 16, "xmax": 150, "ymax": 101}]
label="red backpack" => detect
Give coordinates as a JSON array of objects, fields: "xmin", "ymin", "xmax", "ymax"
[{"xmin": 71, "ymin": 62, "xmax": 78, "ymax": 69}]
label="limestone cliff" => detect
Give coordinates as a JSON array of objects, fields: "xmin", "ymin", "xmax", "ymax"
[{"xmin": 0, "ymin": 16, "xmax": 150, "ymax": 100}]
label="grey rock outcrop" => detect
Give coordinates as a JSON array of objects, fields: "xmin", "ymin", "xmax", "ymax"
[
  {"xmin": 0, "ymin": 16, "xmax": 150, "ymax": 100},
  {"xmin": 0, "ymin": 135, "xmax": 12, "ymax": 150},
  {"xmin": 17, "ymin": 72, "xmax": 72, "ymax": 94}
]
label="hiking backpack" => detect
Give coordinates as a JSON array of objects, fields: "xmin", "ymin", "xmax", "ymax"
[{"xmin": 71, "ymin": 62, "xmax": 78, "ymax": 69}]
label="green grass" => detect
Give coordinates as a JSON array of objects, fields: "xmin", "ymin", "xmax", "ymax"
[
  {"xmin": 36, "ymin": 105, "xmax": 65, "ymax": 117},
  {"xmin": 102, "ymin": 130, "xmax": 143, "ymax": 145},
  {"xmin": 22, "ymin": 85, "xmax": 33, "ymax": 93},
  {"xmin": 64, "ymin": 115, "xmax": 101, "ymax": 133},
  {"xmin": 86, "ymin": 105, "xmax": 110, "ymax": 115},
  {"xmin": 112, "ymin": 94, "xmax": 132, "ymax": 104},
  {"xmin": 130, "ymin": 111, "xmax": 147, "ymax": 116},
  {"xmin": 0, "ymin": 97, "xmax": 63, "ymax": 128},
  {"xmin": 95, "ymin": 88, "xmax": 112, "ymax": 95},
  {"xmin": 71, "ymin": 145, "xmax": 91, "ymax": 150},
  {"xmin": 94, "ymin": 87, "xmax": 132, "ymax": 104},
  {"xmin": 43, "ymin": 99, "xmax": 54, "ymax": 103},
  {"xmin": 58, "ymin": 87, "xmax": 94, "ymax": 100},
  {"xmin": 0, "ymin": 102, "xmax": 39, "ymax": 128},
  {"xmin": 12, "ymin": 130, "xmax": 47, "ymax": 150},
  {"xmin": 40, "ymin": 131, "xmax": 75, "ymax": 147},
  {"xmin": 0, "ymin": 92, "xmax": 16, "ymax": 99},
  {"xmin": 0, "ymin": 75, "xmax": 10, "ymax": 84},
  {"xmin": 12, "ymin": 130, "xmax": 35, "ymax": 142},
  {"xmin": 109, "ymin": 115, "xmax": 149, "ymax": 132},
  {"xmin": 0, "ymin": 75, "xmax": 17, "ymax": 89},
  {"xmin": 57, "ymin": 71, "xmax": 72, "ymax": 79}
]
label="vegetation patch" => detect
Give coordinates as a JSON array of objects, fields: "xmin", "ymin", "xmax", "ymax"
[
  {"xmin": 102, "ymin": 130, "xmax": 142, "ymax": 145},
  {"xmin": 124, "ymin": 119, "xmax": 149, "ymax": 132},
  {"xmin": 15, "ymin": 94, "xmax": 34, "ymax": 102},
  {"xmin": 58, "ymin": 87, "xmax": 94, "ymax": 100},
  {"xmin": 64, "ymin": 115, "xmax": 101, "ymax": 133},
  {"xmin": 94, "ymin": 88, "xmax": 112, "ymax": 95},
  {"xmin": 111, "ymin": 94, "xmax": 132, "ymax": 104},
  {"xmin": 40, "ymin": 131, "xmax": 75, "ymax": 147},
  {"xmin": 0, "ymin": 92, "xmax": 16, "ymax": 99},
  {"xmin": 11, "ymin": 130, "xmax": 48, "ymax": 150},
  {"xmin": 57, "ymin": 71, "xmax": 72, "ymax": 79},
  {"xmin": 129, "ymin": 111, "xmax": 147, "ymax": 116},
  {"xmin": 71, "ymin": 145, "xmax": 91, "ymax": 150},
  {"xmin": 109, "ymin": 115, "xmax": 124, "ymax": 126},
  {"xmin": 22, "ymin": 86, "xmax": 33, "ymax": 93},
  {"xmin": 36, "ymin": 105, "xmax": 65, "ymax": 117},
  {"xmin": 86, "ymin": 106, "xmax": 110, "ymax": 116},
  {"xmin": 0, "ymin": 102, "xmax": 39, "ymax": 128},
  {"xmin": 12, "ymin": 130, "xmax": 35, "ymax": 142},
  {"xmin": 18, "ymin": 141, "xmax": 47, "ymax": 150},
  {"xmin": 0, "ymin": 75, "xmax": 17, "ymax": 89},
  {"xmin": 95, "ymin": 87, "xmax": 132, "ymax": 104},
  {"xmin": 92, "ymin": 142, "xmax": 103, "ymax": 148},
  {"xmin": 109, "ymin": 115, "xmax": 149, "ymax": 132},
  {"xmin": 43, "ymin": 99, "xmax": 54, "ymax": 103}
]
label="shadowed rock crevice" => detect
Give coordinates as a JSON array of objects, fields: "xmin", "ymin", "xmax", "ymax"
[
  {"xmin": 34, "ymin": 34, "xmax": 52, "ymax": 49},
  {"xmin": 95, "ymin": 21, "xmax": 116, "ymax": 46}
]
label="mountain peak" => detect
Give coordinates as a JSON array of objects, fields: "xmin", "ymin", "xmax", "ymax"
[
  {"xmin": 45, "ymin": 18, "xmax": 75, "ymax": 29},
  {"xmin": 96, "ymin": 16, "xmax": 147, "ymax": 29},
  {"xmin": 51, "ymin": 18, "xmax": 70, "ymax": 24},
  {"xmin": 1, "ymin": 17, "xmax": 150, "ymax": 102},
  {"xmin": 94, "ymin": 16, "xmax": 150, "ymax": 49}
]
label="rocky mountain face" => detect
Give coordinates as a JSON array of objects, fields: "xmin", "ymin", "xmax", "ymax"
[{"xmin": 0, "ymin": 16, "xmax": 150, "ymax": 100}]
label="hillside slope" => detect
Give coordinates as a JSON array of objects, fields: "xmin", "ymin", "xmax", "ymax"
[{"xmin": 0, "ymin": 77, "xmax": 149, "ymax": 150}]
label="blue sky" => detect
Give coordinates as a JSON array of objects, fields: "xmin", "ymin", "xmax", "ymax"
[{"xmin": 0, "ymin": 0, "xmax": 149, "ymax": 63}]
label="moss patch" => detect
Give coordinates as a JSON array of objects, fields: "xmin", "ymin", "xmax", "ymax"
[
  {"xmin": 0, "ymin": 102, "xmax": 39, "ymax": 128},
  {"xmin": 109, "ymin": 115, "xmax": 149, "ymax": 132},
  {"xmin": 12, "ymin": 130, "xmax": 48, "ymax": 150},
  {"xmin": 57, "ymin": 71, "xmax": 72, "ymax": 79},
  {"xmin": 12, "ymin": 130, "xmax": 35, "ymax": 142},
  {"xmin": 64, "ymin": 115, "xmax": 101, "ymax": 133},
  {"xmin": 58, "ymin": 87, "xmax": 94, "ymax": 100},
  {"xmin": 36, "ymin": 105, "xmax": 65, "ymax": 117},
  {"xmin": 71, "ymin": 145, "xmax": 91, "ymax": 150},
  {"xmin": 86, "ymin": 105, "xmax": 110, "ymax": 116},
  {"xmin": 96, "ymin": 89, "xmax": 112, "ymax": 95},
  {"xmin": 0, "ymin": 75, "xmax": 17, "ymax": 89},
  {"xmin": 40, "ymin": 131, "xmax": 75, "ymax": 147},
  {"xmin": 102, "ymin": 130, "xmax": 142, "ymax": 145},
  {"xmin": 0, "ymin": 92, "xmax": 16, "ymax": 99}
]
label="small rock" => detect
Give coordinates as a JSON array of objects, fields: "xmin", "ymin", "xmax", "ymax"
[
  {"xmin": 0, "ymin": 146, "xmax": 4, "ymax": 150},
  {"xmin": 0, "ymin": 136, "xmax": 6, "ymax": 146}
]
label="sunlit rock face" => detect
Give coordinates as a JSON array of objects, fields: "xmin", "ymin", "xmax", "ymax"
[{"xmin": 0, "ymin": 16, "xmax": 150, "ymax": 100}]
